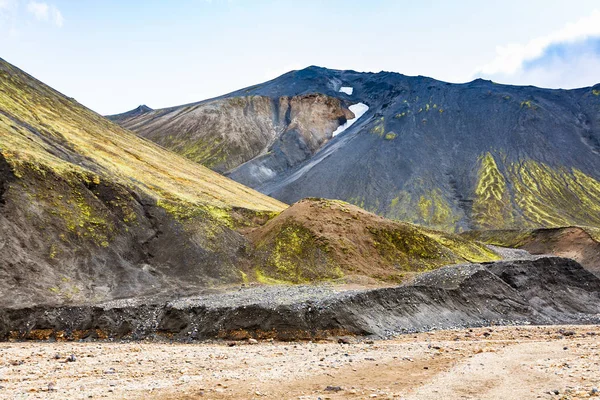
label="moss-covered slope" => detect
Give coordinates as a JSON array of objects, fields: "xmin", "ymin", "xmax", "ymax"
[
  {"xmin": 244, "ymin": 198, "xmax": 499, "ymax": 284},
  {"xmin": 0, "ymin": 58, "xmax": 286, "ymax": 308}
]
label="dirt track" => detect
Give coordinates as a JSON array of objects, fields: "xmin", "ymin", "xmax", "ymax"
[{"xmin": 0, "ymin": 325, "xmax": 599, "ymax": 399}]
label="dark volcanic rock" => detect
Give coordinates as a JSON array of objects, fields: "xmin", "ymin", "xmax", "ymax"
[
  {"xmin": 111, "ymin": 66, "xmax": 600, "ymax": 231},
  {"xmin": 1, "ymin": 257, "xmax": 598, "ymax": 341}
]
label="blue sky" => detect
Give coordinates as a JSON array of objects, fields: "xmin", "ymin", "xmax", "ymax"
[{"xmin": 1, "ymin": 0, "xmax": 599, "ymax": 115}]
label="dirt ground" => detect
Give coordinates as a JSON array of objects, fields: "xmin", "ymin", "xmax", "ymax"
[{"xmin": 0, "ymin": 325, "xmax": 598, "ymax": 400}]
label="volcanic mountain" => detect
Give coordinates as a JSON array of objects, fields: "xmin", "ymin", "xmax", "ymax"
[
  {"xmin": 0, "ymin": 59, "xmax": 501, "ymax": 308},
  {"xmin": 110, "ymin": 66, "xmax": 600, "ymax": 232}
]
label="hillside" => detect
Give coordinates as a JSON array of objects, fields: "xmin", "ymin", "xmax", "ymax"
[
  {"xmin": 0, "ymin": 58, "xmax": 286, "ymax": 308},
  {"xmin": 245, "ymin": 198, "xmax": 499, "ymax": 284},
  {"xmin": 462, "ymin": 227, "xmax": 600, "ymax": 275},
  {"xmin": 111, "ymin": 66, "xmax": 600, "ymax": 232}
]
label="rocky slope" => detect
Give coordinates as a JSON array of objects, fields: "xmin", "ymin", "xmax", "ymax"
[
  {"xmin": 111, "ymin": 66, "xmax": 600, "ymax": 232},
  {"xmin": 0, "ymin": 58, "xmax": 286, "ymax": 308},
  {"xmin": 110, "ymin": 93, "xmax": 354, "ymax": 175},
  {"xmin": 2, "ymin": 257, "xmax": 599, "ymax": 341},
  {"xmin": 462, "ymin": 227, "xmax": 600, "ymax": 275}
]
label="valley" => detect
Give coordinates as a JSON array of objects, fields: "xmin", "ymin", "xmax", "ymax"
[{"xmin": 0, "ymin": 54, "xmax": 599, "ymax": 400}]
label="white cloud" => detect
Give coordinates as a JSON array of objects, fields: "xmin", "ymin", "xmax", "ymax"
[
  {"xmin": 0, "ymin": 0, "xmax": 17, "ymax": 32},
  {"xmin": 475, "ymin": 10, "xmax": 600, "ymax": 76},
  {"xmin": 0, "ymin": 0, "xmax": 17, "ymax": 10},
  {"xmin": 27, "ymin": 1, "xmax": 48, "ymax": 20},
  {"xmin": 481, "ymin": 38, "xmax": 600, "ymax": 89},
  {"xmin": 26, "ymin": 1, "xmax": 62, "ymax": 27},
  {"xmin": 51, "ymin": 5, "xmax": 62, "ymax": 27}
]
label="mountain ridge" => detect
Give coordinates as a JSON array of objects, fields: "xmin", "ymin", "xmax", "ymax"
[
  {"xmin": 111, "ymin": 66, "xmax": 600, "ymax": 232},
  {"xmin": 109, "ymin": 66, "xmax": 600, "ymax": 120}
]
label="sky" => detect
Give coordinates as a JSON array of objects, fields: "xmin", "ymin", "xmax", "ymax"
[{"xmin": 1, "ymin": 0, "xmax": 599, "ymax": 115}]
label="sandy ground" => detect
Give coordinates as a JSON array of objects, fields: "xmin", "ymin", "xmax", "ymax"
[{"xmin": 0, "ymin": 325, "xmax": 598, "ymax": 400}]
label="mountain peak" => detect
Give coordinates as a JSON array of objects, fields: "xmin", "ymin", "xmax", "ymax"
[
  {"xmin": 136, "ymin": 104, "xmax": 152, "ymax": 112},
  {"xmin": 106, "ymin": 104, "xmax": 153, "ymax": 121}
]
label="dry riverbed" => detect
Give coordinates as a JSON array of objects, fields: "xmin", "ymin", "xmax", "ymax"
[{"xmin": 0, "ymin": 325, "xmax": 599, "ymax": 399}]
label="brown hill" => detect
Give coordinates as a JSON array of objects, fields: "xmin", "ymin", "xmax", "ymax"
[
  {"xmin": 462, "ymin": 227, "xmax": 600, "ymax": 275},
  {"xmin": 244, "ymin": 198, "xmax": 499, "ymax": 284}
]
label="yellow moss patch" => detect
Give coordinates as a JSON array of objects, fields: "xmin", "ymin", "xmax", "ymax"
[
  {"xmin": 508, "ymin": 161, "xmax": 600, "ymax": 228},
  {"xmin": 370, "ymin": 117, "xmax": 385, "ymax": 136},
  {"xmin": 472, "ymin": 153, "xmax": 514, "ymax": 229},
  {"xmin": 255, "ymin": 223, "xmax": 343, "ymax": 284}
]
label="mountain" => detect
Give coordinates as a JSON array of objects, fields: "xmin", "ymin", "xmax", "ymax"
[
  {"xmin": 1, "ymin": 59, "xmax": 501, "ymax": 308},
  {"xmin": 0, "ymin": 58, "xmax": 285, "ymax": 308},
  {"xmin": 110, "ymin": 66, "xmax": 600, "ymax": 232}
]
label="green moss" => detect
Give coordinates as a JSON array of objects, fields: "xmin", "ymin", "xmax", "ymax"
[
  {"xmin": 369, "ymin": 226, "xmax": 439, "ymax": 262},
  {"xmin": 410, "ymin": 189, "xmax": 461, "ymax": 231},
  {"xmin": 592, "ymin": 89, "xmax": 600, "ymax": 96},
  {"xmin": 176, "ymin": 137, "xmax": 231, "ymax": 169},
  {"xmin": 520, "ymin": 100, "xmax": 537, "ymax": 109},
  {"xmin": 472, "ymin": 152, "xmax": 514, "ymax": 229},
  {"xmin": 509, "ymin": 161, "xmax": 600, "ymax": 227},
  {"xmin": 418, "ymin": 196, "xmax": 432, "ymax": 220},
  {"xmin": 255, "ymin": 222, "xmax": 343, "ymax": 283},
  {"xmin": 49, "ymin": 244, "xmax": 58, "ymax": 259},
  {"xmin": 370, "ymin": 117, "xmax": 385, "ymax": 136},
  {"xmin": 368, "ymin": 224, "xmax": 498, "ymax": 269},
  {"xmin": 422, "ymin": 230, "xmax": 500, "ymax": 263},
  {"xmin": 582, "ymin": 226, "xmax": 600, "ymax": 242},
  {"xmin": 384, "ymin": 132, "xmax": 397, "ymax": 140},
  {"xmin": 255, "ymin": 269, "xmax": 292, "ymax": 285},
  {"xmin": 11, "ymin": 163, "xmax": 119, "ymax": 248},
  {"xmin": 157, "ymin": 197, "xmax": 233, "ymax": 227}
]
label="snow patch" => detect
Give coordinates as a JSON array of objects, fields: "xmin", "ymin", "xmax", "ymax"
[
  {"xmin": 339, "ymin": 86, "xmax": 353, "ymax": 95},
  {"xmin": 249, "ymin": 164, "xmax": 276, "ymax": 181},
  {"xmin": 257, "ymin": 165, "xmax": 276, "ymax": 179},
  {"xmin": 332, "ymin": 103, "xmax": 369, "ymax": 137}
]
